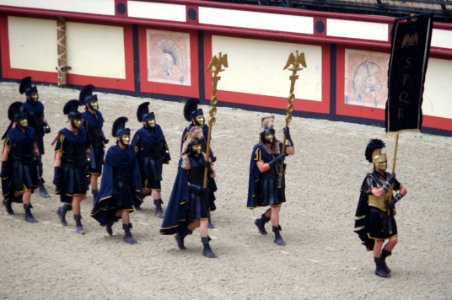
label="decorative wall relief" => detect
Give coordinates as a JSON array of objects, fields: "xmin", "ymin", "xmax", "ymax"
[
  {"xmin": 344, "ymin": 49, "xmax": 389, "ymax": 108},
  {"xmin": 147, "ymin": 29, "xmax": 191, "ymax": 85}
]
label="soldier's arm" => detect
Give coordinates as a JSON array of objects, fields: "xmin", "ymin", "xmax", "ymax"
[
  {"xmin": 398, "ymin": 184, "xmax": 407, "ymax": 197},
  {"xmin": 256, "ymin": 160, "xmax": 270, "ymax": 172},
  {"xmin": 33, "ymin": 142, "xmax": 40, "ymax": 157},
  {"xmin": 54, "ymin": 151, "xmax": 62, "ymax": 167},
  {"xmin": 2, "ymin": 143, "xmax": 10, "ymax": 161}
]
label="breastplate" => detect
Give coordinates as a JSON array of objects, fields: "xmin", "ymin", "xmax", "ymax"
[{"xmin": 368, "ymin": 188, "xmax": 392, "ymax": 212}]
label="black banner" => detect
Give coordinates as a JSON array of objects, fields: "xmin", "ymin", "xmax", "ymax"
[{"xmin": 385, "ymin": 15, "xmax": 433, "ymax": 132}]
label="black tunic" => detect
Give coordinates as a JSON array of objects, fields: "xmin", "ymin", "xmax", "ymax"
[
  {"xmin": 131, "ymin": 125, "xmax": 169, "ymax": 191},
  {"xmin": 54, "ymin": 128, "xmax": 88, "ymax": 202},
  {"xmin": 247, "ymin": 143, "xmax": 286, "ymax": 208},
  {"xmin": 180, "ymin": 124, "xmax": 217, "ymax": 210},
  {"xmin": 22, "ymin": 100, "xmax": 46, "ymax": 154},
  {"xmin": 160, "ymin": 153, "xmax": 213, "ymax": 235},
  {"xmin": 83, "ymin": 110, "xmax": 105, "ymax": 175},
  {"xmin": 185, "ymin": 153, "xmax": 210, "ymax": 220}
]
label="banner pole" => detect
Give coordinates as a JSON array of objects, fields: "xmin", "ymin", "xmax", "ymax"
[{"xmin": 391, "ymin": 132, "xmax": 399, "ymax": 174}]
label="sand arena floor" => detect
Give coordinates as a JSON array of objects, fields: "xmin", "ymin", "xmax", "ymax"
[{"xmin": 0, "ymin": 82, "xmax": 451, "ymax": 299}]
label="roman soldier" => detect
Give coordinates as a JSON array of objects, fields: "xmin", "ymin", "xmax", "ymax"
[
  {"xmin": 54, "ymin": 100, "xmax": 88, "ymax": 234},
  {"xmin": 354, "ymin": 139, "xmax": 407, "ymax": 278},
  {"xmin": 79, "ymin": 84, "xmax": 108, "ymax": 198},
  {"xmin": 181, "ymin": 98, "xmax": 217, "ymax": 227},
  {"xmin": 19, "ymin": 76, "xmax": 51, "ymax": 198},
  {"xmin": 161, "ymin": 127, "xmax": 217, "ymax": 258},
  {"xmin": 131, "ymin": 102, "xmax": 170, "ymax": 217},
  {"xmin": 1, "ymin": 102, "xmax": 39, "ymax": 222},
  {"xmin": 91, "ymin": 117, "xmax": 142, "ymax": 244},
  {"xmin": 247, "ymin": 116, "xmax": 295, "ymax": 246}
]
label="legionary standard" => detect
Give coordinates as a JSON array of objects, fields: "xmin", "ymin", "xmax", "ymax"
[
  {"xmin": 248, "ymin": 50, "xmax": 305, "ymax": 246},
  {"xmin": 160, "ymin": 52, "xmax": 228, "ymax": 258},
  {"xmin": 354, "ymin": 14, "xmax": 432, "ymax": 278}
]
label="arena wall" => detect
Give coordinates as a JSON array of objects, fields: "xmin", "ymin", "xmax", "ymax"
[{"xmin": 0, "ymin": 0, "xmax": 451, "ymax": 135}]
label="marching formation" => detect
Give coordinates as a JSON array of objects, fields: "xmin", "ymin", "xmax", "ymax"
[
  {"xmin": 1, "ymin": 75, "xmax": 411, "ymax": 277},
  {"xmin": 0, "ymin": 15, "xmax": 435, "ymax": 284}
]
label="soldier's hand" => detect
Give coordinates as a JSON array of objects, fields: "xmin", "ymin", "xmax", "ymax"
[
  {"xmin": 387, "ymin": 173, "xmax": 396, "ymax": 185},
  {"xmin": 269, "ymin": 153, "xmax": 285, "ymax": 167},
  {"xmin": 163, "ymin": 151, "xmax": 171, "ymax": 164},
  {"xmin": 43, "ymin": 122, "xmax": 51, "ymax": 134},
  {"xmin": 387, "ymin": 198, "xmax": 396, "ymax": 210},
  {"xmin": 283, "ymin": 127, "xmax": 291, "ymax": 139},
  {"xmin": 1, "ymin": 161, "xmax": 11, "ymax": 178},
  {"xmin": 387, "ymin": 193, "xmax": 403, "ymax": 210},
  {"xmin": 136, "ymin": 190, "xmax": 145, "ymax": 201},
  {"xmin": 188, "ymin": 183, "xmax": 207, "ymax": 192},
  {"xmin": 53, "ymin": 167, "xmax": 62, "ymax": 190}
]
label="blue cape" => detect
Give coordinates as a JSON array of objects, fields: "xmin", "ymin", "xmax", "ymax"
[
  {"xmin": 160, "ymin": 166, "xmax": 189, "ymax": 235},
  {"xmin": 22, "ymin": 101, "xmax": 44, "ymax": 117},
  {"xmin": 59, "ymin": 127, "xmax": 86, "ymax": 144},
  {"xmin": 247, "ymin": 144, "xmax": 277, "ymax": 208},
  {"xmin": 91, "ymin": 145, "xmax": 142, "ymax": 225},
  {"xmin": 131, "ymin": 124, "xmax": 165, "ymax": 147},
  {"xmin": 6, "ymin": 126, "xmax": 35, "ymax": 144},
  {"xmin": 82, "ymin": 110, "xmax": 104, "ymax": 129},
  {"xmin": 82, "ymin": 110, "xmax": 104, "ymax": 146}
]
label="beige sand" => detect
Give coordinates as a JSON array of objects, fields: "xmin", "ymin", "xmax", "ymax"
[{"xmin": 0, "ymin": 82, "xmax": 451, "ymax": 299}]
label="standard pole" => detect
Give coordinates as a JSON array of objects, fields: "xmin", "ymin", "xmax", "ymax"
[{"xmin": 203, "ymin": 53, "xmax": 228, "ymax": 188}]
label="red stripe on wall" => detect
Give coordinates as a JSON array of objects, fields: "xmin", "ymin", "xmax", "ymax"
[{"xmin": 423, "ymin": 116, "xmax": 452, "ymax": 131}]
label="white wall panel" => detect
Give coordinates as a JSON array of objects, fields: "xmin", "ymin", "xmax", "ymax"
[
  {"xmin": 200, "ymin": 7, "xmax": 313, "ymax": 34},
  {"xmin": 8, "ymin": 16, "xmax": 57, "ymax": 72},
  {"xmin": 423, "ymin": 58, "xmax": 452, "ymax": 119},
  {"xmin": 327, "ymin": 19, "xmax": 388, "ymax": 41},
  {"xmin": 128, "ymin": 1, "xmax": 186, "ymax": 22},
  {"xmin": 432, "ymin": 29, "xmax": 452, "ymax": 49},
  {"xmin": 0, "ymin": 0, "xmax": 114, "ymax": 15},
  {"xmin": 66, "ymin": 22, "xmax": 125, "ymax": 79},
  {"xmin": 212, "ymin": 36, "xmax": 321, "ymax": 101}
]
